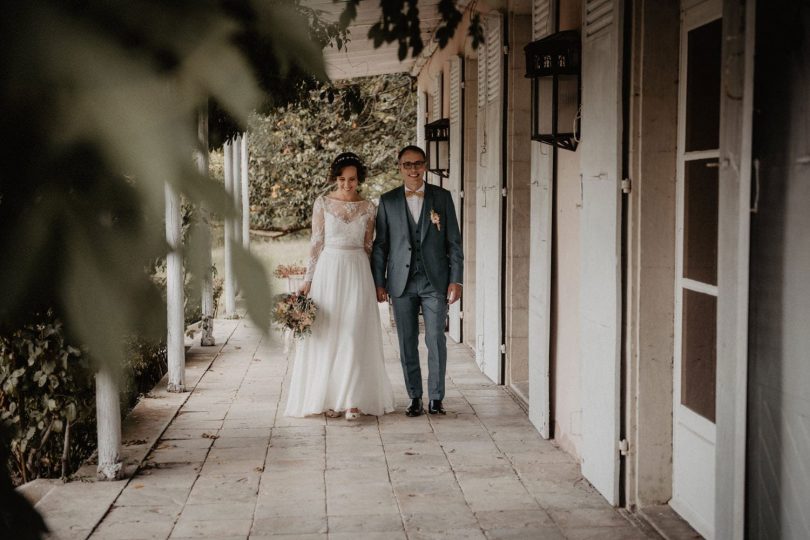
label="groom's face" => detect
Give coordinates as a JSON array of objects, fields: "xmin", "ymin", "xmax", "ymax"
[{"xmin": 398, "ymin": 150, "xmax": 426, "ymax": 185}]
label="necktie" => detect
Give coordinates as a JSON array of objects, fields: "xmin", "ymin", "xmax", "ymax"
[{"xmin": 406, "ymin": 190, "xmax": 424, "ymax": 198}]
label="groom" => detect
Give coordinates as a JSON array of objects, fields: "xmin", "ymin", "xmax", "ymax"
[{"xmin": 372, "ymin": 145, "xmax": 463, "ymax": 417}]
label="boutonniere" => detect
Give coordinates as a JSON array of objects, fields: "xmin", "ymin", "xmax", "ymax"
[{"xmin": 429, "ymin": 209, "xmax": 441, "ymax": 231}]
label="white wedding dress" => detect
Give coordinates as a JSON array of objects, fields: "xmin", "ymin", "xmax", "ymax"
[{"xmin": 284, "ymin": 195, "xmax": 396, "ymax": 417}]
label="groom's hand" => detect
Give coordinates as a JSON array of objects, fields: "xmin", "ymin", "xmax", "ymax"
[
  {"xmin": 376, "ymin": 287, "xmax": 388, "ymax": 303},
  {"xmin": 447, "ymin": 284, "xmax": 462, "ymax": 305}
]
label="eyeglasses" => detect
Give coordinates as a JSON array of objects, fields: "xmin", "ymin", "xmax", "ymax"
[{"xmin": 400, "ymin": 160, "xmax": 426, "ymax": 170}]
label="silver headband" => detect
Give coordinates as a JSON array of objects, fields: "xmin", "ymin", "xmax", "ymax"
[{"xmin": 332, "ymin": 154, "xmax": 363, "ymax": 168}]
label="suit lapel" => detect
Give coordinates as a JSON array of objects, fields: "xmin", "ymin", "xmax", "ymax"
[
  {"xmin": 420, "ymin": 183, "xmax": 434, "ymax": 243},
  {"xmin": 396, "ymin": 186, "xmax": 410, "ymax": 244}
]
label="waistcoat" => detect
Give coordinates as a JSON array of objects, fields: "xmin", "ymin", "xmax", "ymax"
[{"xmin": 406, "ymin": 205, "xmax": 424, "ymax": 276}]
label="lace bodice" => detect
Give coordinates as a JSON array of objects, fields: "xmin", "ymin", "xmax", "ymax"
[{"xmin": 304, "ymin": 195, "xmax": 376, "ymax": 281}]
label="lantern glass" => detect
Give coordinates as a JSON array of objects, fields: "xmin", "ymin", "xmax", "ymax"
[
  {"xmin": 428, "ymin": 139, "xmax": 438, "ymax": 170},
  {"xmin": 534, "ymin": 76, "xmax": 554, "ymax": 136},
  {"xmin": 425, "ymin": 119, "xmax": 450, "ymax": 177},
  {"xmin": 557, "ymin": 74, "xmax": 579, "ymax": 136},
  {"xmin": 437, "ymin": 139, "xmax": 449, "ymax": 171}
]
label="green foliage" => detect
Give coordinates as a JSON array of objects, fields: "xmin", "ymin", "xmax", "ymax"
[
  {"xmin": 0, "ymin": 0, "xmax": 335, "ymax": 372},
  {"xmin": 0, "ymin": 311, "xmax": 183, "ymax": 486},
  {"xmin": 121, "ymin": 337, "xmax": 167, "ymax": 405},
  {"xmin": 0, "ymin": 0, "xmax": 471, "ymax": 377},
  {"xmin": 208, "ymin": 0, "xmax": 349, "ymax": 148},
  {"xmin": 0, "ymin": 312, "xmax": 95, "ymax": 484},
  {"xmin": 341, "ymin": 0, "xmax": 476, "ymax": 60},
  {"xmin": 0, "ymin": 0, "xmax": 469, "ymax": 528},
  {"xmin": 248, "ymin": 74, "xmax": 415, "ymax": 233}
]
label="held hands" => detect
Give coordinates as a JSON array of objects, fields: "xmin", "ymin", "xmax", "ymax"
[
  {"xmin": 299, "ymin": 281, "xmax": 312, "ymax": 297},
  {"xmin": 447, "ymin": 283, "xmax": 462, "ymax": 305},
  {"xmin": 376, "ymin": 285, "xmax": 459, "ymax": 303}
]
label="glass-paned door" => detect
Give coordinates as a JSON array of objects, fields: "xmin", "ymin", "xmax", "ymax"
[{"xmin": 671, "ymin": 2, "xmax": 721, "ymax": 538}]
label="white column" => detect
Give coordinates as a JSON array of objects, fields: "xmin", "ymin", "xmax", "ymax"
[
  {"xmin": 95, "ymin": 366, "xmax": 122, "ymax": 480},
  {"xmin": 241, "ymin": 132, "xmax": 250, "ymax": 250},
  {"xmin": 232, "ymin": 135, "xmax": 243, "ymax": 252},
  {"xmin": 165, "ymin": 182, "xmax": 185, "ymax": 392},
  {"xmin": 223, "ymin": 140, "xmax": 236, "ymax": 317},
  {"xmin": 196, "ymin": 108, "xmax": 215, "ymax": 346}
]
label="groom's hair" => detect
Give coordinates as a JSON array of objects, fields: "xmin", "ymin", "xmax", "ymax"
[
  {"xmin": 328, "ymin": 152, "xmax": 367, "ymax": 183},
  {"xmin": 397, "ymin": 145, "xmax": 426, "ymax": 161}
]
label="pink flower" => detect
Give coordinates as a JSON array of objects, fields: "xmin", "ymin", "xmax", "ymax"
[{"xmin": 430, "ymin": 209, "xmax": 441, "ymax": 231}]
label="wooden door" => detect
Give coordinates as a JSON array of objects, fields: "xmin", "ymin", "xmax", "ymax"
[{"xmin": 671, "ymin": 2, "xmax": 722, "ymax": 537}]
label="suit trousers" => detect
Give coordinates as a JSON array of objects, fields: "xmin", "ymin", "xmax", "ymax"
[{"xmin": 390, "ymin": 268, "xmax": 448, "ymax": 400}]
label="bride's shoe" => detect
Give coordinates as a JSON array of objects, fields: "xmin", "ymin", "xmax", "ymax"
[
  {"xmin": 325, "ymin": 409, "xmax": 342, "ymax": 418},
  {"xmin": 345, "ymin": 408, "xmax": 360, "ymax": 420}
]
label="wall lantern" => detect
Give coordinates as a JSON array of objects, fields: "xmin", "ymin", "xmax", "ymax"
[
  {"xmin": 425, "ymin": 118, "xmax": 450, "ymax": 178},
  {"xmin": 524, "ymin": 30, "xmax": 581, "ymax": 151}
]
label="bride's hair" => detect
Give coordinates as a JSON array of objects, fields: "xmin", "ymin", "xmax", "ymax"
[{"xmin": 328, "ymin": 152, "xmax": 367, "ymax": 184}]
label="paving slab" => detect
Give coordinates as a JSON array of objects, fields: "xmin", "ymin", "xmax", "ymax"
[
  {"xmin": 32, "ymin": 311, "xmax": 658, "ymax": 540},
  {"xmin": 326, "ymin": 513, "xmax": 404, "ymax": 534}
]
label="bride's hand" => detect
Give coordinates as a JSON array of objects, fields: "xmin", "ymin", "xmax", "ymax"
[{"xmin": 299, "ymin": 282, "xmax": 312, "ymax": 296}]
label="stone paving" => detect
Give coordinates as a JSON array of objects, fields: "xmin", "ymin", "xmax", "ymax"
[{"xmin": 38, "ymin": 311, "xmax": 656, "ymax": 539}]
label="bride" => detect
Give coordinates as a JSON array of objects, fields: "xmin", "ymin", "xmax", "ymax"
[{"xmin": 284, "ymin": 152, "xmax": 396, "ymax": 419}]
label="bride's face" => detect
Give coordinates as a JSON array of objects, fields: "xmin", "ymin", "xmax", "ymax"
[{"xmin": 334, "ymin": 166, "xmax": 359, "ymax": 194}]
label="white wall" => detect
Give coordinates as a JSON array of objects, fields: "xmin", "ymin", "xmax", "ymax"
[
  {"xmin": 625, "ymin": 0, "xmax": 679, "ymax": 508},
  {"xmin": 505, "ymin": 13, "xmax": 533, "ymax": 393}
]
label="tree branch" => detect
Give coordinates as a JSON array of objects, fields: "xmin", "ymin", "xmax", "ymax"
[{"xmin": 249, "ymin": 226, "xmax": 311, "ymax": 239}]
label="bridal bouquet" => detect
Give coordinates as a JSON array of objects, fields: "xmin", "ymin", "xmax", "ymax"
[{"xmin": 271, "ymin": 293, "xmax": 317, "ymax": 339}]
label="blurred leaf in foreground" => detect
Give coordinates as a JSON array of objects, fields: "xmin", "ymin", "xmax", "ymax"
[{"xmin": 0, "ymin": 0, "xmax": 330, "ymax": 370}]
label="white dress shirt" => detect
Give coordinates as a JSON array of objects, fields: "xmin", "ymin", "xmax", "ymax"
[{"xmin": 405, "ymin": 182, "xmax": 425, "ymax": 222}]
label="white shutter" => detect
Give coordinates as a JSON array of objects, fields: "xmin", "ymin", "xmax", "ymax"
[
  {"xmin": 579, "ymin": 0, "xmax": 624, "ymax": 505},
  {"xmin": 585, "ymin": 0, "xmax": 614, "ymax": 39},
  {"xmin": 528, "ymin": 145, "xmax": 553, "ymax": 439},
  {"xmin": 528, "ymin": 0, "xmax": 556, "ymax": 440},
  {"xmin": 477, "ymin": 39, "xmax": 488, "ymax": 109},
  {"xmin": 448, "ymin": 57, "xmax": 463, "ymax": 343},
  {"xmin": 475, "ymin": 37, "xmax": 488, "ymax": 372},
  {"xmin": 475, "ymin": 12, "xmax": 504, "ymax": 384},
  {"xmin": 486, "ymin": 15, "xmax": 501, "ymax": 104},
  {"xmin": 527, "ymin": 0, "xmax": 556, "ymax": 442},
  {"xmin": 529, "ymin": 0, "xmax": 556, "ymax": 439},
  {"xmin": 417, "ymin": 91, "xmax": 427, "ymax": 150},
  {"xmin": 532, "ymin": 0, "xmax": 554, "ymax": 40},
  {"xmin": 432, "ymin": 73, "xmax": 443, "ymax": 120}
]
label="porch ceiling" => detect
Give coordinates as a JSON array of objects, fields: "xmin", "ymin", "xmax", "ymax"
[{"xmin": 306, "ymin": 0, "xmax": 445, "ymax": 80}]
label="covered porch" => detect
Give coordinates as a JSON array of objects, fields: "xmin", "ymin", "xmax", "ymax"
[{"xmin": 24, "ymin": 309, "xmax": 651, "ymax": 539}]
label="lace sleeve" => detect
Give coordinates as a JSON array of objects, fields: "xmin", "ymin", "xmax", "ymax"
[
  {"xmin": 363, "ymin": 201, "xmax": 376, "ymax": 257},
  {"xmin": 304, "ymin": 197, "xmax": 325, "ymax": 281}
]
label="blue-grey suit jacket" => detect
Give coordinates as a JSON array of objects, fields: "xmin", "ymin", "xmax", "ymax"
[{"xmin": 371, "ymin": 184, "xmax": 463, "ymax": 298}]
